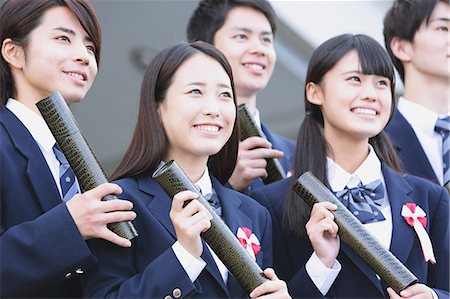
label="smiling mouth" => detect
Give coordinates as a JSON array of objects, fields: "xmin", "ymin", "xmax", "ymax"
[
  {"xmin": 194, "ymin": 125, "xmax": 221, "ymax": 132},
  {"xmin": 352, "ymin": 107, "xmax": 377, "ymax": 116},
  {"xmin": 64, "ymin": 71, "xmax": 86, "ymax": 81},
  {"xmin": 243, "ymin": 63, "xmax": 265, "ymax": 71}
]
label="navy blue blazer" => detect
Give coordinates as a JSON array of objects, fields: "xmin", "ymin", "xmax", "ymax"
[
  {"xmin": 385, "ymin": 109, "xmax": 439, "ymax": 185},
  {"xmin": 0, "ymin": 107, "xmax": 96, "ymax": 298},
  {"xmin": 82, "ymin": 174, "xmax": 273, "ymax": 298},
  {"xmin": 250, "ymin": 165, "xmax": 449, "ymax": 298},
  {"xmin": 246, "ymin": 123, "xmax": 295, "ymax": 192}
]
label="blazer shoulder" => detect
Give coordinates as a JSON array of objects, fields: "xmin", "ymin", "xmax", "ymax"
[
  {"xmin": 249, "ymin": 178, "xmax": 292, "ymax": 213},
  {"xmin": 113, "ymin": 176, "xmax": 139, "ymax": 189},
  {"xmin": 402, "ymin": 173, "xmax": 445, "ymax": 193},
  {"xmin": 400, "ymin": 173, "xmax": 449, "ymax": 211}
]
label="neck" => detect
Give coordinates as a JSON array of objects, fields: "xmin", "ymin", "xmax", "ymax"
[
  {"xmin": 14, "ymin": 94, "xmax": 43, "ymax": 116},
  {"xmin": 326, "ymin": 134, "xmax": 370, "ymax": 174},
  {"xmin": 165, "ymin": 154, "xmax": 208, "ymax": 183},
  {"xmin": 13, "ymin": 79, "xmax": 47, "ymax": 116},
  {"xmin": 403, "ymin": 71, "xmax": 449, "ymax": 115},
  {"xmin": 237, "ymin": 92, "xmax": 257, "ymax": 116}
]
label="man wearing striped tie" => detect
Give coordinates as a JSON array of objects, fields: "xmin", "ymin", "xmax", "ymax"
[
  {"xmin": 383, "ymin": 0, "xmax": 450, "ymax": 192},
  {"xmin": 0, "ymin": 1, "xmax": 136, "ymax": 298}
]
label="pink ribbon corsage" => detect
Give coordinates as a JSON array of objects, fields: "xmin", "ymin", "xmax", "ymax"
[
  {"xmin": 401, "ymin": 203, "xmax": 436, "ymax": 264},
  {"xmin": 237, "ymin": 227, "xmax": 261, "ymax": 261}
]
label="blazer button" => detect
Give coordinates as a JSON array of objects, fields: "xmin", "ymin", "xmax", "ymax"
[
  {"xmin": 65, "ymin": 272, "xmax": 72, "ymax": 279},
  {"xmin": 75, "ymin": 268, "xmax": 84, "ymax": 275},
  {"xmin": 163, "ymin": 295, "xmax": 172, "ymax": 299},
  {"xmin": 172, "ymin": 288, "xmax": 182, "ymax": 298}
]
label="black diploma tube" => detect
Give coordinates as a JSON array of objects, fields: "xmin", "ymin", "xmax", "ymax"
[
  {"xmin": 36, "ymin": 91, "xmax": 138, "ymax": 241},
  {"xmin": 293, "ymin": 171, "xmax": 417, "ymax": 294},
  {"xmin": 237, "ymin": 103, "xmax": 286, "ymax": 184},
  {"xmin": 153, "ymin": 160, "xmax": 268, "ymax": 294}
]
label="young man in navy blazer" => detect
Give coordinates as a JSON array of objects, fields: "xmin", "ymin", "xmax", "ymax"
[
  {"xmin": 0, "ymin": 1, "xmax": 135, "ymax": 297},
  {"xmin": 383, "ymin": 0, "xmax": 450, "ymax": 189}
]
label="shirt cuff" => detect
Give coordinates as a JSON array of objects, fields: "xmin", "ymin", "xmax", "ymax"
[
  {"xmin": 172, "ymin": 241, "xmax": 206, "ymax": 282},
  {"xmin": 305, "ymin": 251, "xmax": 341, "ymax": 295}
]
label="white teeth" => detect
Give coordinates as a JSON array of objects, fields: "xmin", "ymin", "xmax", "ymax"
[
  {"xmin": 66, "ymin": 72, "xmax": 84, "ymax": 81},
  {"xmin": 353, "ymin": 107, "xmax": 376, "ymax": 116},
  {"xmin": 244, "ymin": 63, "xmax": 263, "ymax": 70},
  {"xmin": 195, "ymin": 125, "xmax": 219, "ymax": 132}
]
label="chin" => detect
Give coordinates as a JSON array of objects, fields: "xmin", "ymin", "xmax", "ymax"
[
  {"xmin": 198, "ymin": 144, "xmax": 223, "ymax": 157},
  {"xmin": 61, "ymin": 92, "xmax": 86, "ymax": 104}
]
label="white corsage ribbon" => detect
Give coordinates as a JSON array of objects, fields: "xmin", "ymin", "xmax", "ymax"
[
  {"xmin": 401, "ymin": 203, "xmax": 436, "ymax": 264},
  {"xmin": 237, "ymin": 227, "xmax": 261, "ymax": 261}
]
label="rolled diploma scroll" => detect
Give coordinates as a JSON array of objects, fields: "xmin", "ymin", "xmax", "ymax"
[
  {"xmin": 293, "ymin": 171, "xmax": 417, "ymax": 294},
  {"xmin": 36, "ymin": 91, "xmax": 138, "ymax": 240},
  {"xmin": 153, "ymin": 160, "xmax": 268, "ymax": 294},
  {"xmin": 237, "ymin": 103, "xmax": 286, "ymax": 184}
]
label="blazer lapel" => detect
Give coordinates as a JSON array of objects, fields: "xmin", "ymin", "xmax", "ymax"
[
  {"xmin": 340, "ymin": 242, "xmax": 385, "ymax": 295},
  {"xmin": 214, "ymin": 178, "xmax": 255, "ymax": 296},
  {"xmin": 200, "ymin": 241, "xmax": 230, "ymax": 297},
  {"xmin": 1, "ymin": 109, "xmax": 61, "ymax": 212},
  {"xmin": 339, "ymin": 165, "xmax": 417, "ymax": 295},
  {"xmin": 215, "ymin": 179, "xmax": 252, "ymax": 238},
  {"xmin": 142, "ymin": 175, "xmax": 231, "ymax": 295},
  {"xmin": 140, "ymin": 176, "xmax": 177, "ymax": 238},
  {"xmin": 382, "ymin": 165, "xmax": 415, "ymax": 264},
  {"xmin": 387, "ymin": 111, "xmax": 438, "ymax": 184}
]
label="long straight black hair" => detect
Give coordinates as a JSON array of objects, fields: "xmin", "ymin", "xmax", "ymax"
[
  {"xmin": 285, "ymin": 34, "xmax": 403, "ymax": 237},
  {"xmin": 111, "ymin": 41, "xmax": 239, "ymax": 185}
]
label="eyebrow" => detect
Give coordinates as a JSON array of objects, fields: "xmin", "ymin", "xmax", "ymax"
[
  {"xmin": 53, "ymin": 27, "xmax": 76, "ymax": 35},
  {"xmin": 185, "ymin": 82, "xmax": 232, "ymax": 89},
  {"xmin": 53, "ymin": 26, "xmax": 94, "ymax": 43},
  {"xmin": 341, "ymin": 70, "xmax": 362, "ymax": 75},
  {"xmin": 430, "ymin": 17, "xmax": 450, "ymax": 23},
  {"xmin": 230, "ymin": 27, "xmax": 273, "ymax": 36}
]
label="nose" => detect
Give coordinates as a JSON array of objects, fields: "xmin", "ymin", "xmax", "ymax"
[
  {"xmin": 248, "ymin": 37, "xmax": 266, "ymax": 56},
  {"xmin": 73, "ymin": 43, "xmax": 91, "ymax": 66},
  {"xmin": 360, "ymin": 81, "xmax": 378, "ymax": 102},
  {"xmin": 202, "ymin": 96, "xmax": 220, "ymax": 117}
]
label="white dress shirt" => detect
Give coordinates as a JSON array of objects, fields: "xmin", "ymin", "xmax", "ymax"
[
  {"xmin": 398, "ymin": 97, "xmax": 449, "ymax": 185},
  {"xmin": 6, "ymin": 99, "xmax": 63, "ymax": 196},
  {"xmin": 171, "ymin": 167, "xmax": 229, "ymax": 284}
]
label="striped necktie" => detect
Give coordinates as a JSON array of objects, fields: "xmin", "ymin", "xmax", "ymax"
[
  {"xmin": 53, "ymin": 144, "xmax": 80, "ymax": 202},
  {"xmin": 435, "ymin": 116, "xmax": 450, "ymax": 190},
  {"xmin": 335, "ymin": 179, "xmax": 385, "ymax": 224},
  {"xmin": 205, "ymin": 192, "xmax": 222, "ymax": 217}
]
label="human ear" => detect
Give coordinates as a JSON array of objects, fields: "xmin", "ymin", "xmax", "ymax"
[
  {"xmin": 390, "ymin": 37, "xmax": 412, "ymax": 63},
  {"xmin": 1, "ymin": 38, "xmax": 25, "ymax": 69},
  {"xmin": 305, "ymin": 82, "xmax": 323, "ymax": 106}
]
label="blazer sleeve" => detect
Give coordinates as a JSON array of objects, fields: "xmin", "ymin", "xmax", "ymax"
[
  {"xmin": 0, "ymin": 203, "xmax": 95, "ymax": 297},
  {"xmin": 82, "ymin": 239, "xmax": 202, "ymax": 298}
]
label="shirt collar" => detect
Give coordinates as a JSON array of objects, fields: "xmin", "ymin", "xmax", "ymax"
[
  {"xmin": 6, "ymin": 98, "xmax": 56, "ymax": 153},
  {"xmin": 327, "ymin": 144, "xmax": 382, "ymax": 191},
  {"xmin": 194, "ymin": 166, "xmax": 213, "ymax": 196},
  {"xmin": 252, "ymin": 108, "xmax": 262, "ymax": 130},
  {"xmin": 397, "ymin": 97, "xmax": 442, "ymax": 136}
]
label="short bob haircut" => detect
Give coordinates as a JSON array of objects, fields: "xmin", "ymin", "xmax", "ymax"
[
  {"xmin": 383, "ymin": 0, "xmax": 447, "ymax": 82},
  {"xmin": 186, "ymin": 0, "xmax": 277, "ymax": 44},
  {"xmin": 0, "ymin": 0, "xmax": 102, "ymax": 107},
  {"xmin": 285, "ymin": 34, "xmax": 402, "ymax": 237},
  {"xmin": 111, "ymin": 41, "xmax": 239, "ymax": 184}
]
